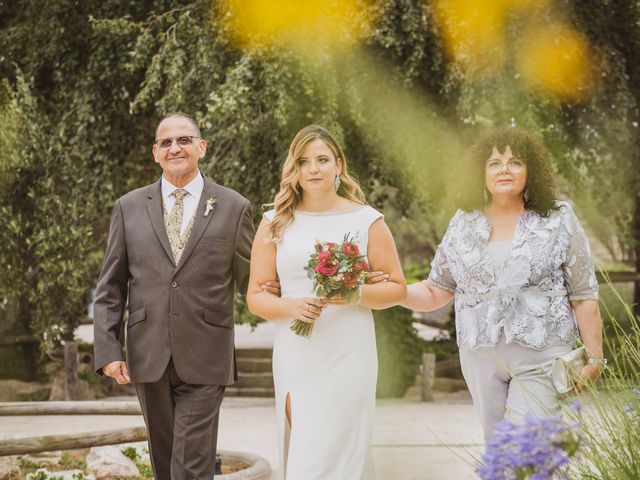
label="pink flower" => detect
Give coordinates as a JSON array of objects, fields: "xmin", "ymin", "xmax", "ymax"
[
  {"xmin": 315, "ymin": 260, "xmax": 339, "ymax": 276},
  {"xmin": 342, "ymin": 242, "xmax": 360, "ymax": 257},
  {"xmin": 342, "ymin": 271, "xmax": 360, "ymax": 286},
  {"xmin": 317, "ymin": 250, "xmax": 331, "ymax": 262},
  {"xmin": 353, "ymin": 260, "xmax": 368, "ymax": 273}
]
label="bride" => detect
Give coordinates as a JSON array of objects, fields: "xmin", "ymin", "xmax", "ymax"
[{"xmin": 247, "ymin": 125, "xmax": 406, "ymax": 479}]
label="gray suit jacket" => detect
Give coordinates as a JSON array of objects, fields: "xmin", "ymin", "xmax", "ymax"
[{"xmin": 93, "ymin": 176, "xmax": 254, "ymax": 385}]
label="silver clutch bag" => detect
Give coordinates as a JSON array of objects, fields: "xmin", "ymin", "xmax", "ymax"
[
  {"xmin": 551, "ymin": 347, "xmax": 588, "ymax": 394},
  {"xmin": 551, "ymin": 347, "xmax": 607, "ymax": 394}
]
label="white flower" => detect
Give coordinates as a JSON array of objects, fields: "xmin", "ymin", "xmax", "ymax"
[{"xmin": 204, "ymin": 196, "xmax": 217, "ymax": 217}]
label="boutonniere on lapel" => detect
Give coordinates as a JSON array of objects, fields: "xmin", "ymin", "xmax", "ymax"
[{"xmin": 204, "ymin": 196, "xmax": 217, "ymax": 217}]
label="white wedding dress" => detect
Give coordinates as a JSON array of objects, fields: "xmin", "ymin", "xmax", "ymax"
[{"xmin": 263, "ymin": 206, "xmax": 382, "ymax": 480}]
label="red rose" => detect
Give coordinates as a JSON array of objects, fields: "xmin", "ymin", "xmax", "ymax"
[
  {"xmin": 342, "ymin": 242, "xmax": 360, "ymax": 257},
  {"xmin": 315, "ymin": 260, "xmax": 339, "ymax": 276},
  {"xmin": 326, "ymin": 242, "xmax": 338, "ymax": 249},
  {"xmin": 342, "ymin": 271, "xmax": 359, "ymax": 286},
  {"xmin": 317, "ymin": 250, "xmax": 331, "ymax": 262},
  {"xmin": 353, "ymin": 260, "xmax": 368, "ymax": 273}
]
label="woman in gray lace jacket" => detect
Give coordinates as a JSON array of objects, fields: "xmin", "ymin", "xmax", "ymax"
[{"xmin": 403, "ymin": 127, "xmax": 605, "ymax": 440}]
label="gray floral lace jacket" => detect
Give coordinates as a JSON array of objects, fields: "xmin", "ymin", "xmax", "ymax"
[{"xmin": 428, "ymin": 201, "xmax": 598, "ymax": 350}]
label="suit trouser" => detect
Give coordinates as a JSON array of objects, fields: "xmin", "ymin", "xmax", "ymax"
[
  {"xmin": 459, "ymin": 335, "xmax": 571, "ymax": 441},
  {"xmin": 135, "ymin": 358, "xmax": 226, "ymax": 480}
]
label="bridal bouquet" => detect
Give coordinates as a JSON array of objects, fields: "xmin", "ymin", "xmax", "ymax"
[{"xmin": 290, "ymin": 233, "xmax": 369, "ymax": 338}]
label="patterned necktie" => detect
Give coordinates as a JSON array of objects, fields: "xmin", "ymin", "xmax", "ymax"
[{"xmin": 164, "ymin": 188, "xmax": 193, "ymax": 263}]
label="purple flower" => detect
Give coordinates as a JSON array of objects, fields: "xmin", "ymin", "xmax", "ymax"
[
  {"xmin": 569, "ymin": 399, "xmax": 582, "ymax": 415},
  {"xmin": 625, "ymin": 389, "xmax": 640, "ymax": 414},
  {"xmin": 477, "ymin": 415, "xmax": 581, "ymax": 480}
]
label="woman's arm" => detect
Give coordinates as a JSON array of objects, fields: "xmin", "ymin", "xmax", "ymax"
[
  {"xmin": 572, "ymin": 299, "xmax": 605, "ymax": 390},
  {"xmin": 325, "ymin": 218, "xmax": 406, "ymax": 309},
  {"xmin": 403, "ymin": 280, "xmax": 454, "ymax": 312},
  {"xmin": 246, "ymin": 218, "xmax": 326, "ymax": 322},
  {"xmin": 355, "ymin": 218, "xmax": 406, "ymax": 309}
]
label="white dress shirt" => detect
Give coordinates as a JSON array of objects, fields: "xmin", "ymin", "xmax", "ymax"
[{"xmin": 161, "ymin": 173, "xmax": 204, "ymax": 235}]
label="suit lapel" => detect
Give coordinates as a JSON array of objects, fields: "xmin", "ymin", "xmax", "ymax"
[
  {"xmin": 174, "ymin": 179, "xmax": 218, "ymax": 275},
  {"xmin": 145, "ymin": 180, "xmax": 175, "ymax": 265}
]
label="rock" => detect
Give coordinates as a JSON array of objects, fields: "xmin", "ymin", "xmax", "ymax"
[
  {"xmin": 218, "ymin": 450, "xmax": 272, "ymax": 480},
  {"xmin": 25, "ymin": 468, "xmax": 92, "ymax": 480},
  {"xmin": 21, "ymin": 450, "xmax": 63, "ymax": 466},
  {"xmin": 48, "ymin": 371, "xmax": 65, "ymax": 401},
  {"xmin": 86, "ymin": 445, "xmax": 139, "ymax": 478},
  {"xmin": 0, "ymin": 455, "xmax": 19, "ymax": 479},
  {"xmin": 0, "ymin": 380, "xmax": 50, "ymax": 402},
  {"xmin": 48, "ymin": 371, "xmax": 97, "ymax": 401}
]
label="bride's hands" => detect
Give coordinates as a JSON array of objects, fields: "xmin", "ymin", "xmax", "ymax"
[{"xmin": 290, "ymin": 298, "xmax": 327, "ymax": 323}]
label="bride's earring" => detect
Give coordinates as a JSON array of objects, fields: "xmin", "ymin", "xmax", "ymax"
[
  {"xmin": 484, "ymin": 187, "xmax": 490, "ymax": 203},
  {"xmin": 334, "ymin": 175, "xmax": 341, "ymax": 191}
]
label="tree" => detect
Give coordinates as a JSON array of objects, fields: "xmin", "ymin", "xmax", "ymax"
[{"xmin": 0, "ymin": 76, "xmax": 98, "ymax": 377}]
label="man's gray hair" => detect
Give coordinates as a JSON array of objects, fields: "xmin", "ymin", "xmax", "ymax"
[{"xmin": 155, "ymin": 112, "xmax": 201, "ymax": 139}]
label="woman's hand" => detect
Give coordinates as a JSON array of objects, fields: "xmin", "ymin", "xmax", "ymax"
[
  {"xmin": 290, "ymin": 297, "xmax": 327, "ymax": 323},
  {"xmin": 572, "ymin": 363, "xmax": 604, "ymax": 394}
]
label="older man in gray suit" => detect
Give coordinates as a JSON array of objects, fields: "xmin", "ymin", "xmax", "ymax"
[{"xmin": 93, "ymin": 112, "xmax": 255, "ymax": 479}]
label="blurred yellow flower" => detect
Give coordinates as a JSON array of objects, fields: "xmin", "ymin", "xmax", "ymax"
[
  {"xmin": 433, "ymin": 0, "xmax": 515, "ymax": 74},
  {"xmin": 221, "ymin": 0, "xmax": 367, "ymax": 50},
  {"xmin": 518, "ymin": 24, "xmax": 594, "ymax": 100}
]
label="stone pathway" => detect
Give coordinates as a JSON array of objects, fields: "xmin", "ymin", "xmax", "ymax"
[{"xmin": 0, "ymin": 395, "xmax": 482, "ymax": 479}]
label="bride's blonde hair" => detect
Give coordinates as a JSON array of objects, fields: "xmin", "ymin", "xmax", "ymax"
[{"xmin": 268, "ymin": 125, "xmax": 366, "ymax": 242}]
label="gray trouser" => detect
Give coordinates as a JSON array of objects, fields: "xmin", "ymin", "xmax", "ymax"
[
  {"xmin": 459, "ymin": 336, "xmax": 571, "ymax": 441},
  {"xmin": 135, "ymin": 358, "xmax": 226, "ymax": 480}
]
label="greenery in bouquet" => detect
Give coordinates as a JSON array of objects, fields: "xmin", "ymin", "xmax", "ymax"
[{"xmin": 290, "ymin": 233, "xmax": 368, "ymax": 337}]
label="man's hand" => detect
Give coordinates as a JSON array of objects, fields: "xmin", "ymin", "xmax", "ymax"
[
  {"xmin": 261, "ymin": 280, "xmax": 281, "ymax": 296},
  {"xmin": 103, "ymin": 360, "xmax": 131, "ymax": 384},
  {"xmin": 365, "ymin": 271, "xmax": 389, "ymax": 284}
]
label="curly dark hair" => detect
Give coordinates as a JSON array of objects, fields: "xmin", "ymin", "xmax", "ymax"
[{"xmin": 459, "ymin": 126, "xmax": 558, "ymax": 216}]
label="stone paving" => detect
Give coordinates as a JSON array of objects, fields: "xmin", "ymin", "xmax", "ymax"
[{"xmin": 0, "ymin": 394, "xmax": 483, "ymax": 479}]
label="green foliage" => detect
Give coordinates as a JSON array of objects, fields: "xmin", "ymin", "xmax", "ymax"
[
  {"xmin": 120, "ymin": 446, "xmax": 137, "ymax": 461},
  {"xmin": 120, "ymin": 445, "xmax": 152, "ymax": 477},
  {"xmin": 569, "ymin": 281, "xmax": 640, "ymax": 478},
  {"xmin": 2, "ymin": 0, "xmax": 640, "ymax": 371},
  {"xmin": 18, "ymin": 457, "xmax": 43, "ymax": 471},
  {"xmin": 0, "ymin": 76, "xmax": 98, "ymax": 358},
  {"xmin": 25, "ymin": 469, "xmax": 64, "ymax": 480},
  {"xmin": 59, "ymin": 453, "xmax": 86, "ymax": 471},
  {"xmin": 137, "ymin": 463, "xmax": 154, "ymax": 478},
  {"xmin": 402, "ymin": 261, "xmax": 431, "ymax": 285},
  {"xmin": 375, "ymin": 306, "xmax": 424, "ymax": 398}
]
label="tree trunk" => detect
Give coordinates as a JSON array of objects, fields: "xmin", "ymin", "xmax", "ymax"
[{"xmin": 19, "ymin": 295, "xmax": 39, "ymax": 377}]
